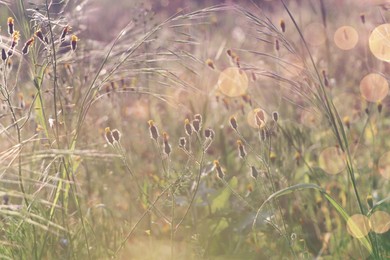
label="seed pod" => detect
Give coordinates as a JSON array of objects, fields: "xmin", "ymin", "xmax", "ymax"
[
  {"xmin": 250, "ymin": 166, "xmax": 258, "ymax": 179},
  {"xmin": 260, "ymin": 128, "xmax": 267, "ymax": 142},
  {"xmin": 237, "ymin": 140, "xmax": 246, "ymax": 159},
  {"xmin": 111, "ymin": 129, "xmax": 121, "ymax": 142},
  {"xmin": 184, "ymin": 119, "xmax": 193, "ymax": 136},
  {"xmin": 105, "ymin": 127, "xmax": 114, "ymax": 146},
  {"xmin": 214, "ymin": 160, "xmax": 225, "ymax": 180},
  {"xmin": 148, "ymin": 120, "xmax": 159, "ymax": 141},
  {"xmin": 7, "ymin": 17, "xmax": 14, "ymax": 35},
  {"xmin": 229, "ymin": 116, "xmax": 238, "ymax": 131}
]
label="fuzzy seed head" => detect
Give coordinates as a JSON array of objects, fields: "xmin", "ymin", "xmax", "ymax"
[
  {"xmin": 206, "ymin": 58, "xmax": 215, "ymax": 69},
  {"xmin": 148, "ymin": 120, "xmax": 159, "ymax": 141},
  {"xmin": 237, "ymin": 140, "xmax": 246, "ymax": 159},
  {"xmin": 272, "ymin": 111, "xmax": 279, "ymax": 122},
  {"xmin": 7, "ymin": 17, "xmax": 14, "ymax": 35},
  {"xmin": 260, "ymin": 127, "xmax": 267, "ymax": 142},
  {"xmin": 111, "ymin": 129, "xmax": 121, "ymax": 142},
  {"xmin": 192, "ymin": 119, "xmax": 201, "ymax": 133},
  {"xmin": 280, "ymin": 19, "xmax": 286, "ymax": 32},
  {"xmin": 105, "ymin": 127, "xmax": 114, "ymax": 145},
  {"xmin": 1, "ymin": 49, "xmax": 6, "ymax": 61},
  {"xmin": 204, "ymin": 128, "xmax": 215, "ymax": 139},
  {"xmin": 179, "ymin": 137, "xmax": 187, "ymax": 148},
  {"xmin": 366, "ymin": 195, "xmax": 373, "ymax": 209},
  {"xmin": 214, "ymin": 160, "xmax": 225, "ymax": 180},
  {"xmin": 250, "ymin": 166, "xmax": 258, "ymax": 179},
  {"xmin": 71, "ymin": 35, "xmax": 78, "ymax": 51},
  {"xmin": 254, "ymin": 109, "xmax": 266, "ymax": 127}
]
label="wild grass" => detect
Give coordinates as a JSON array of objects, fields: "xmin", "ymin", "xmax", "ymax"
[{"xmin": 0, "ymin": 0, "xmax": 388, "ymax": 259}]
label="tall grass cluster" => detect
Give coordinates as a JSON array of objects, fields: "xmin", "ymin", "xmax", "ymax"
[{"xmin": 0, "ymin": 0, "xmax": 388, "ymax": 259}]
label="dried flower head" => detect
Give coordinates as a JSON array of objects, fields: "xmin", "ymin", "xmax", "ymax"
[
  {"xmin": 214, "ymin": 160, "xmax": 225, "ymax": 180},
  {"xmin": 163, "ymin": 132, "xmax": 171, "ymax": 156},
  {"xmin": 272, "ymin": 111, "xmax": 279, "ymax": 122},
  {"xmin": 105, "ymin": 127, "xmax": 114, "ymax": 145},
  {"xmin": 22, "ymin": 37, "xmax": 34, "ymax": 55},
  {"xmin": 254, "ymin": 109, "xmax": 266, "ymax": 127},
  {"xmin": 250, "ymin": 166, "xmax": 258, "ymax": 179},
  {"xmin": 229, "ymin": 116, "xmax": 238, "ymax": 131},
  {"xmin": 377, "ymin": 101, "xmax": 383, "ymax": 113},
  {"xmin": 366, "ymin": 195, "xmax": 373, "ymax": 209},
  {"xmin": 204, "ymin": 128, "xmax": 215, "ymax": 139},
  {"xmin": 192, "ymin": 119, "xmax": 201, "ymax": 133},
  {"xmin": 35, "ymin": 29, "xmax": 47, "ymax": 44},
  {"xmin": 7, "ymin": 17, "xmax": 14, "ymax": 35},
  {"xmin": 184, "ymin": 118, "xmax": 193, "ymax": 136},
  {"xmin": 71, "ymin": 35, "xmax": 78, "ymax": 51},
  {"xmin": 237, "ymin": 140, "xmax": 247, "ymax": 159},
  {"xmin": 60, "ymin": 25, "xmax": 71, "ymax": 43},
  {"xmin": 280, "ymin": 19, "xmax": 286, "ymax": 33},
  {"xmin": 179, "ymin": 137, "xmax": 187, "ymax": 149},
  {"xmin": 148, "ymin": 120, "xmax": 159, "ymax": 141},
  {"xmin": 206, "ymin": 58, "xmax": 215, "ymax": 69},
  {"xmin": 111, "ymin": 129, "xmax": 121, "ymax": 142},
  {"xmin": 1, "ymin": 49, "xmax": 6, "ymax": 61},
  {"xmin": 259, "ymin": 127, "xmax": 267, "ymax": 142}
]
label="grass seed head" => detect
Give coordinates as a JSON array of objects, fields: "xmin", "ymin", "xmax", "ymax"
[
  {"xmin": 163, "ymin": 132, "xmax": 171, "ymax": 156},
  {"xmin": 179, "ymin": 137, "xmax": 187, "ymax": 149},
  {"xmin": 204, "ymin": 128, "xmax": 215, "ymax": 139},
  {"xmin": 1, "ymin": 49, "xmax": 6, "ymax": 61},
  {"xmin": 260, "ymin": 127, "xmax": 267, "ymax": 142},
  {"xmin": 60, "ymin": 25, "xmax": 71, "ymax": 43},
  {"xmin": 272, "ymin": 111, "xmax": 279, "ymax": 122},
  {"xmin": 22, "ymin": 37, "xmax": 34, "ymax": 55},
  {"xmin": 206, "ymin": 58, "xmax": 215, "ymax": 69},
  {"xmin": 35, "ymin": 29, "xmax": 47, "ymax": 44},
  {"xmin": 192, "ymin": 119, "xmax": 201, "ymax": 133}
]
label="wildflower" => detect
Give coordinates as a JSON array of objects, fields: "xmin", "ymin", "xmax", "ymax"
[
  {"xmin": 214, "ymin": 160, "xmax": 225, "ymax": 180},
  {"xmin": 148, "ymin": 120, "xmax": 159, "ymax": 141},
  {"xmin": 71, "ymin": 35, "xmax": 78, "ymax": 51},
  {"xmin": 22, "ymin": 37, "xmax": 34, "ymax": 55},
  {"xmin": 229, "ymin": 116, "xmax": 238, "ymax": 131},
  {"xmin": 206, "ymin": 58, "xmax": 215, "ymax": 69},
  {"xmin": 111, "ymin": 129, "xmax": 121, "ymax": 142},
  {"xmin": 184, "ymin": 119, "xmax": 193, "ymax": 136},
  {"xmin": 272, "ymin": 111, "xmax": 279, "ymax": 122},
  {"xmin": 237, "ymin": 140, "xmax": 246, "ymax": 159},
  {"xmin": 204, "ymin": 128, "xmax": 215, "ymax": 139},
  {"xmin": 7, "ymin": 31, "xmax": 20, "ymax": 57},
  {"xmin": 60, "ymin": 25, "xmax": 71, "ymax": 43},
  {"xmin": 280, "ymin": 19, "xmax": 286, "ymax": 32},
  {"xmin": 7, "ymin": 17, "xmax": 14, "ymax": 35},
  {"xmin": 250, "ymin": 166, "xmax": 258, "ymax": 179},
  {"xmin": 163, "ymin": 132, "xmax": 171, "ymax": 156}
]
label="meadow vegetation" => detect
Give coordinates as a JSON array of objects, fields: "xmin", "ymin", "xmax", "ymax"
[{"xmin": 0, "ymin": 0, "xmax": 389, "ymax": 259}]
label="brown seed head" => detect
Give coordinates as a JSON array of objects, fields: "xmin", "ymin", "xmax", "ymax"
[
  {"xmin": 280, "ymin": 19, "xmax": 286, "ymax": 32},
  {"xmin": 111, "ymin": 129, "xmax": 121, "ymax": 142},
  {"xmin": 105, "ymin": 127, "xmax": 114, "ymax": 145},
  {"xmin": 184, "ymin": 118, "xmax": 193, "ymax": 136},
  {"xmin": 229, "ymin": 116, "xmax": 238, "ymax": 130},
  {"xmin": 148, "ymin": 120, "xmax": 159, "ymax": 141},
  {"xmin": 206, "ymin": 58, "xmax": 215, "ymax": 69},
  {"xmin": 7, "ymin": 17, "xmax": 14, "ymax": 35}
]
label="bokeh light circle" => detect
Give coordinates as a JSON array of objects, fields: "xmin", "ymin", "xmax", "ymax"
[
  {"xmin": 334, "ymin": 26, "xmax": 359, "ymax": 50},
  {"xmin": 369, "ymin": 23, "xmax": 390, "ymax": 62},
  {"xmin": 370, "ymin": 211, "xmax": 390, "ymax": 234},
  {"xmin": 360, "ymin": 73, "xmax": 389, "ymax": 102},
  {"xmin": 217, "ymin": 67, "xmax": 248, "ymax": 97},
  {"xmin": 319, "ymin": 147, "xmax": 346, "ymax": 175},
  {"xmin": 347, "ymin": 214, "xmax": 370, "ymax": 238},
  {"xmin": 378, "ymin": 151, "xmax": 390, "ymax": 179}
]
